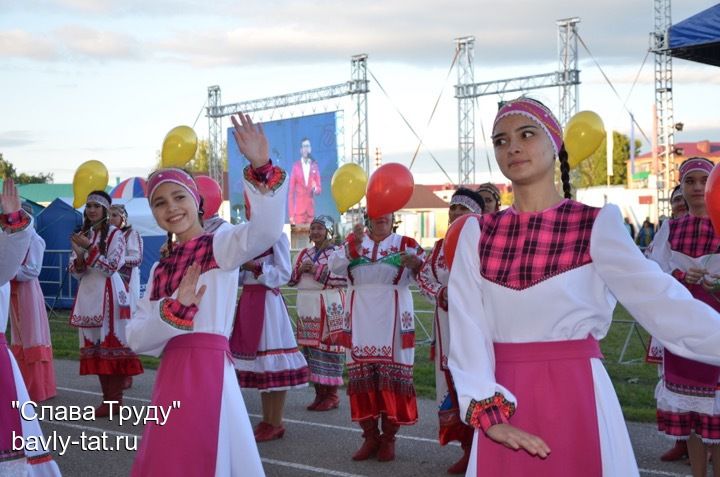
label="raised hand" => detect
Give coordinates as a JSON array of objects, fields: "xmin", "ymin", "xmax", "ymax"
[
  {"xmin": 231, "ymin": 113, "xmax": 269, "ymax": 169},
  {"xmin": 485, "ymin": 423, "xmax": 551, "ymax": 459},
  {"xmin": 0, "ymin": 177, "xmax": 21, "ymax": 214},
  {"xmin": 176, "ymin": 263, "xmax": 207, "ymax": 307}
]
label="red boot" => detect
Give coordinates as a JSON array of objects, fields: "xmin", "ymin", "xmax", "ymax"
[
  {"xmin": 97, "ymin": 375, "xmax": 124, "ymax": 418},
  {"xmin": 447, "ymin": 430, "xmax": 473, "ymax": 474},
  {"xmin": 352, "ymin": 418, "xmax": 380, "ymax": 461},
  {"xmin": 377, "ymin": 419, "xmax": 400, "ymax": 462},
  {"xmin": 660, "ymin": 440, "xmax": 688, "ymax": 462},
  {"xmin": 95, "ymin": 375, "xmax": 111, "ymax": 417},
  {"xmin": 314, "ymin": 386, "xmax": 339, "ymax": 411},
  {"xmin": 307, "ymin": 384, "xmax": 324, "ymax": 411}
]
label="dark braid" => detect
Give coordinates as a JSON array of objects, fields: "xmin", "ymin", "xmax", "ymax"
[
  {"xmin": 166, "ymin": 232, "xmax": 174, "ymax": 255},
  {"xmin": 558, "ymin": 145, "xmax": 572, "ymax": 199},
  {"xmin": 98, "ymin": 209, "xmax": 109, "ymax": 255},
  {"xmin": 198, "ymin": 197, "xmax": 205, "ymax": 228}
]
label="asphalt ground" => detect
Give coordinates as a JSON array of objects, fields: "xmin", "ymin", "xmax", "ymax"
[{"xmin": 23, "ymin": 359, "xmax": 693, "ymax": 477}]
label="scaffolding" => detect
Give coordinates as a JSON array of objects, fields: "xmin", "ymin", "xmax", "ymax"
[
  {"xmin": 206, "ymin": 55, "xmax": 370, "ymax": 191},
  {"xmin": 651, "ymin": 0, "xmax": 675, "ymax": 218},
  {"xmin": 455, "ymin": 18, "xmax": 581, "ymax": 185}
]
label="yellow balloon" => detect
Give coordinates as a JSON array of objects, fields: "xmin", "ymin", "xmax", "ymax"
[
  {"xmin": 564, "ymin": 111, "xmax": 606, "ymax": 168},
  {"xmin": 161, "ymin": 125, "xmax": 198, "ymax": 168},
  {"xmin": 331, "ymin": 163, "xmax": 368, "ymax": 213},
  {"xmin": 73, "ymin": 160, "xmax": 109, "ymax": 208}
]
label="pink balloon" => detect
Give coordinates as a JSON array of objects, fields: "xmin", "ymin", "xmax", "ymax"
[
  {"xmin": 195, "ymin": 176, "xmax": 222, "ymax": 220},
  {"xmin": 706, "ymin": 164, "xmax": 720, "ymax": 235},
  {"xmin": 366, "ymin": 163, "xmax": 414, "ymax": 219}
]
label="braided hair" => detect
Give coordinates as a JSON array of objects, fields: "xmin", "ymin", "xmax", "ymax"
[{"xmin": 558, "ymin": 144, "xmax": 572, "ymax": 199}]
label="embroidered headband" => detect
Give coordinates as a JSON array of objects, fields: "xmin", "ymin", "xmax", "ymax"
[
  {"xmin": 87, "ymin": 193, "xmax": 111, "ymax": 210},
  {"xmin": 679, "ymin": 157, "xmax": 714, "ymax": 181},
  {"xmin": 311, "ymin": 215, "xmax": 335, "ymax": 232},
  {"xmin": 147, "ymin": 168, "xmax": 201, "ymax": 208},
  {"xmin": 451, "ymin": 188, "xmax": 485, "ymax": 214},
  {"xmin": 110, "ymin": 204, "xmax": 128, "ymax": 221},
  {"xmin": 493, "ymin": 98, "xmax": 563, "ymax": 157},
  {"xmin": 670, "ymin": 185, "xmax": 684, "ymax": 201},
  {"xmin": 476, "ymin": 182, "xmax": 500, "ymax": 202}
]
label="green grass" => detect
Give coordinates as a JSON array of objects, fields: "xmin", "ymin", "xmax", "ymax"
[{"xmin": 22, "ymin": 292, "xmax": 658, "ymax": 422}]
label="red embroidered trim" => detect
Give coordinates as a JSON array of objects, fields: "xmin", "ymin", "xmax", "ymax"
[
  {"xmin": 243, "ymin": 163, "xmax": 286, "ymax": 192},
  {"xmin": 467, "ymin": 392, "xmax": 516, "ymax": 431},
  {"xmin": 85, "ymin": 246, "xmax": 100, "ymax": 267},
  {"xmin": 0, "ymin": 210, "xmax": 30, "ymax": 233},
  {"xmin": 159, "ymin": 298, "xmax": 196, "ymax": 331}
]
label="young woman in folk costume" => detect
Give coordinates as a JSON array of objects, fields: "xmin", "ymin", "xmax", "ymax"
[
  {"xmin": 287, "ymin": 215, "xmax": 347, "ymax": 412},
  {"xmin": 125, "ymin": 113, "xmax": 286, "ymax": 476},
  {"xmin": 0, "ymin": 179, "xmax": 61, "ymax": 476},
  {"xmin": 417, "ymin": 188, "xmax": 484, "ymax": 474},
  {"xmin": 646, "ymin": 157, "xmax": 720, "ymax": 476},
  {"xmin": 230, "ymin": 224, "xmax": 309, "ymax": 442},
  {"xmin": 476, "ymin": 182, "xmax": 501, "ymax": 213},
  {"xmin": 9, "ymin": 203, "xmax": 57, "ymax": 402},
  {"xmin": 328, "ymin": 212, "xmax": 426, "ymax": 462},
  {"xmin": 108, "ymin": 204, "xmax": 143, "ymax": 390},
  {"xmin": 69, "ymin": 190, "xmax": 143, "ymax": 417},
  {"xmin": 445, "ymin": 97, "xmax": 720, "ymax": 477}
]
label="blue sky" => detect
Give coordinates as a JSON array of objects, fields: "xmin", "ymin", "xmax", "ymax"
[{"xmin": 1, "ymin": 0, "xmax": 718, "ymax": 185}]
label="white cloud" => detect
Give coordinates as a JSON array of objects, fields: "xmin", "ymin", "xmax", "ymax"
[
  {"xmin": 0, "ymin": 130, "xmax": 38, "ymax": 147},
  {"xmin": 0, "ymin": 30, "xmax": 58, "ymax": 60},
  {"xmin": 54, "ymin": 25, "xmax": 141, "ymax": 60}
]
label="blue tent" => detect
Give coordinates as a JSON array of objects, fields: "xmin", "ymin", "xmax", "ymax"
[
  {"xmin": 668, "ymin": 4, "xmax": 720, "ymax": 67},
  {"xmin": 35, "ymin": 198, "xmax": 83, "ymax": 309},
  {"xmin": 36, "ymin": 198, "xmax": 165, "ymax": 309}
]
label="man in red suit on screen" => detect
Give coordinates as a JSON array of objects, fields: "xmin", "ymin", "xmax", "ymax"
[{"xmin": 289, "ymin": 137, "xmax": 322, "ymax": 225}]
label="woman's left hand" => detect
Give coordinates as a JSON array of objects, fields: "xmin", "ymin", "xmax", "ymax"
[
  {"xmin": 0, "ymin": 178, "xmax": 21, "ymax": 215},
  {"xmin": 231, "ymin": 113, "xmax": 269, "ymax": 169},
  {"xmin": 176, "ymin": 263, "xmax": 207, "ymax": 307},
  {"xmin": 71, "ymin": 233, "xmax": 92, "ymax": 250},
  {"xmin": 702, "ymin": 273, "xmax": 720, "ymax": 292},
  {"xmin": 400, "ymin": 252, "xmax": 422, "ymax": 273}
]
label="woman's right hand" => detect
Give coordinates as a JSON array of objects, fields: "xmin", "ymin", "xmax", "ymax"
[
  {"xmin": 485, "ymin": 423, "xmax": 551, "ymax": 458},
  {"xmin": 176, "ymin": 263, "xmax": 207, "ymax": 307},
  {"xmin": 685, "ymin": 267, "xmax": 707, "ymax": 285}
]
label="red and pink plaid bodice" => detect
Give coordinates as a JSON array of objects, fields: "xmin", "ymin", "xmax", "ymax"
[
  {"xmin": 668, "ymin": 215, "xmax": 720, "ymax": 258},
  {"xmin": 150, "ymin": 234, "xmax": 219, "ymax": 300},
  {"xmin": 479, "ymin": 199, "xmax": 600, "ymax": 290}
]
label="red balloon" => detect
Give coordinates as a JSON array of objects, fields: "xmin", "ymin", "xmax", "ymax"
[
  {"xmin": 706, "ymin": 164, "xmax": 720, "ymax": 235},
  {"xmin": 366, "ymin": 163, "xmax": 414, "ymax": 219},
  {"xmin": 195, "ymin": 176, "xmax": 222, "ymax": 220},
  {"xmin": 443, "ymin": 214, "xmax": 481, "ymax": 271}
]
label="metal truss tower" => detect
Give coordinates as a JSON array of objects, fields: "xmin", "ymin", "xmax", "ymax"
[
  {"xmin": 455, "ymin": 20, "xmax": 581, "ymax": 185},
  {"xmin": 455, "ymin": 37, "xmax": 476, "ymax": 185},
  {"xmin": 351, "ymin": 54, "xmax": 370, "ymax": 173},
  {"xmin": 207, "ymin": 85, "xmax": 223, "ymax": 188},
  {"xmin": 557, "ymin": 17, "xmax": 581, "ymax": 127},
  {"xmin": 206, "ymin": 55, "xmax": 371, "ymax": 187},
  {"xmin": 651, "ymin": 0, "xmax": 674, "ymax": 218}
]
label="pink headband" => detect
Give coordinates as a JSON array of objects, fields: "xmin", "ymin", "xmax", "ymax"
[
  {"xmin": 147, "ymin": 168, "xmax": 200, "ymax": 208},
  {"xmin": 493, "ymin": 98, "xmax": 563, "ymax": 156},
  {"xmin": 679, "ymin": 157, "xmax": 714, "ymax": 181},
  {"xmin": 87, "ymin": 193, "xmax": 110, "ymax": 210}
]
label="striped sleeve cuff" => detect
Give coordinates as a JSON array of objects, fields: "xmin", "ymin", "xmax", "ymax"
[
  {"xmin": 159, "ymin": 298, "xmax": 197, "ymax": 331},
  {"xmin": 0, "ymin": 210, "xmax": 31, "ymax": 233},
  {"xmin": 467, "ymin": 392, "xmax": 516, "ymax": 432}
]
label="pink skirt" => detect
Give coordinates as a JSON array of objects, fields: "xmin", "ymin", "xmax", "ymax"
[
  {"xmin": 131, "ymin": 333, "xmax": 228, "ymax": 477},
  {"xmin": 475, "ymin": 337, "xmax": 603, "ymax": 477}
]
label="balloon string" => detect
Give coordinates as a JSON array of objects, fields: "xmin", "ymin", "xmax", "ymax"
[
  {"xmin": 576, "ymin": 34, "xmax": 651, "ymax": 146},
  {"xmin": 408, "ymin": 47, "xmax": 460, "ymax": 171},
  {"xmin": 367, "ymin": 69, "xmax": 454, "ymax": 185},
  {"xmin": 192, "ymin": 100, "xmax": 208, "ymax": 129}
]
